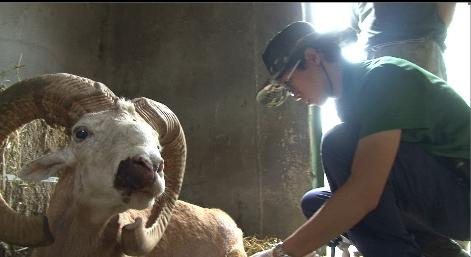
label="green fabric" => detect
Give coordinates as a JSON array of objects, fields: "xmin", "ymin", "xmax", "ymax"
[{"xmin": 336, "ymin": 56, "xmax": 470, "ymax": 159}]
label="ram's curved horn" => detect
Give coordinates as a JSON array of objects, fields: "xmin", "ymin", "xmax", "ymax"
[
  {"xmin": 119, "ymin": 98, "xmax": 186, "ymax": 256},
  {"xmin": 0, "ymin": 73, "xmax": 117, "ymax": 246}
]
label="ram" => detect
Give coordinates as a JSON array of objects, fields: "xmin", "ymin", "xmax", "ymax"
[{"xmin": 0, "ymin": 73, "xmax": 247, "ymax": 257}]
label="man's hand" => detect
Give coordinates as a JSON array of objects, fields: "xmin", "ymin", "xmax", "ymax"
[{"xmin": 250, "ymin": 248, "xmax": 274, "ymax": 257}]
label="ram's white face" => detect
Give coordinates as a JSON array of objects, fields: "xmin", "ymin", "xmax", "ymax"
[{"xmin": 20, "ymin": 101, "xmax": 165, "ymax": 213}]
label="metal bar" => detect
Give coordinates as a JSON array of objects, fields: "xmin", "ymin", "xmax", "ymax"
[{"xmin": 308, "ymin": 105, "xmax": 324, "ymax": 188}]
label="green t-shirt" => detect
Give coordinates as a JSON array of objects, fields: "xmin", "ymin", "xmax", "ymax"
[{"xmin": 336, "ymin": 56, "xmax": 470, "ymax": 159}]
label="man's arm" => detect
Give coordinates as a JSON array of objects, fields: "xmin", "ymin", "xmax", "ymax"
[
  {"xmin": 437, "ymin": 3, "xmax": 456, "ymax": 28},
  {"xmin": 280, "ymin": 129, "xmax": 402, "ymax": 257}
]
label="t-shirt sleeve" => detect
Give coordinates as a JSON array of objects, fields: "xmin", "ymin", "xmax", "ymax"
[{"xmin": 357, "ymin": 65, "xmax": 430, "ymax": 139}]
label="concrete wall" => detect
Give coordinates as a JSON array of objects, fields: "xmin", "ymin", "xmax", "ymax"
[
  {"xmin": 0, "ymin": 3, "xmax": 110, "ymax": 85},
  {"xmin": 0, "ymin": 3, "xmax": 313, "ymax": 238},
  {"xmin": 252, "ymin": 4, "xmax": 313, "ymax": 238}
]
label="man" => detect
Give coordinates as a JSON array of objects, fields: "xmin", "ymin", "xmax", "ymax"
[
  {"xmin": 350, "ymin": 3, "xmax": 468, "ymax": 255},
  {"xmin": 252, "ymin": 21, "xmax": 470, "ymax": 257}
]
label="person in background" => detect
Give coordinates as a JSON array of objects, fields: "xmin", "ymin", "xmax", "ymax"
[
  {"xmin": 251, "ymin": 21, "xmax": 469, "ymax": 257},
  {"xmin": 350, "ymin": 2, "xmax": 456, "ymax": 80}
]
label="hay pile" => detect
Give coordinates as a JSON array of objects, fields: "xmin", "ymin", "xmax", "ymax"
[
  {"xmin": 0, "ymin": 242, "xmax": 29, "ymax": 257},
  {"xmin": 243, "ymin": 235, "xmax": 331, "ymax": 257},
  {"xmin": 1, "ymin": 119, "xmax": 68, "ymax": 214},
  {"xmin": 0, "ymin": 119, "xmax": 68, "ymax": 257},
  {"xmin": 243, "ymin": 235, "xmax": 282, "ymax": 256}
]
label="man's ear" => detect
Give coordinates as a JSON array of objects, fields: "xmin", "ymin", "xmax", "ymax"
[
  {"xmin": 304, "ymin": 48, "xmax": 322, "ymax": 65},
  {"xmin": 19, "ymin": 149, "xmax": 76, "ymax": 182}
]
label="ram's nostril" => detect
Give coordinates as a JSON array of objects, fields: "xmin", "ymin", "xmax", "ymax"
[
  {"xmin": 132, "ymin": 157, "xmax": 153, "ymax": 171},
  {"xmin": 114, "ymin": 158, "xmax": 156, "ymax": 191},
  {"xmin": 153, "ymin": 161, "xmax": 164, "ymax": 173},
  {"xmin": 135, "ymin": 160, "xmax": 148, "ymax": 169}
]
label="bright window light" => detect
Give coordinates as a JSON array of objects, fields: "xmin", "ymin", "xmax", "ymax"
[
  {"xmin": 308, "ymin": 3, "xmax": 470, "ymax": 134},
  {"xmin": 444, "ymin": 3, "xmax": 470, "ymax": 107},
  {"xmin": 309, "ymin": 3, "xmax": 362, "ymax": 134}
]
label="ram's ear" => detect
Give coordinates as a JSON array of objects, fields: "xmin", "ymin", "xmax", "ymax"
[{"xmin": 19, "ymin": 149, "xmax": 76, "ymax": 182}]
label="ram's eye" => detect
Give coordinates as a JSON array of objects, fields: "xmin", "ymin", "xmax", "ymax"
[{"xmin": 73, "ymin": 127, "xmax": 89, "ymax": 142}]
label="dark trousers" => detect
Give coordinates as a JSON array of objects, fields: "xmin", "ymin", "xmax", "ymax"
[{"xmin": 301, "ymin": 123, "xmax": 470, "ymax": 257}]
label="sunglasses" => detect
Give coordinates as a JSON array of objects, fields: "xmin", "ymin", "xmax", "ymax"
[{"xmin": 270, "ymin": 59, "xmax": 301, "ymax": 96}]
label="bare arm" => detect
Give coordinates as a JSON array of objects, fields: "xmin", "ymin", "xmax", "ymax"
[
  {"xmin": 281, "ymin": 129, "xmax": 402, "ymax": 257},
  {"xmin": 437, "ymin": 2, "xmax": 456, "ymax": 28}
]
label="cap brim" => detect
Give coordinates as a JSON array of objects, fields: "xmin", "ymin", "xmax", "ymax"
[
  {"xmin": 257, "ymin": 33, "xmax": 320, "ymax": 108},
  {"xmin": 256, "ymin": 58, "xmax": 293, "ymax": 108},
  {"xmin": 256, "ymin": 81, "xmax": 289, "ymax": 108}
]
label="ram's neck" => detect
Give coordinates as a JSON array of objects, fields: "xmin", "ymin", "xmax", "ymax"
[{"xmin": 31, "ymin": 173, "xmax": 124, "ymax": 257}]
